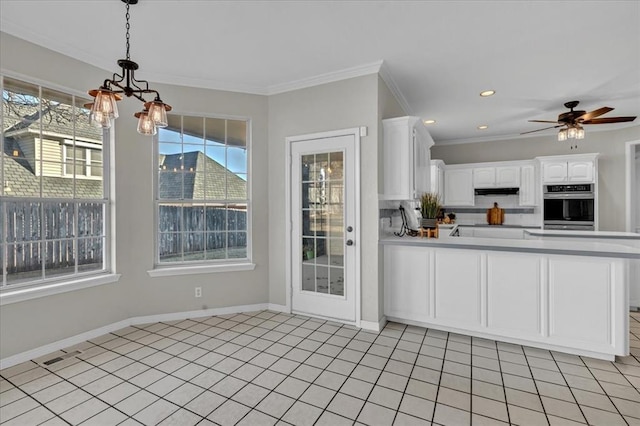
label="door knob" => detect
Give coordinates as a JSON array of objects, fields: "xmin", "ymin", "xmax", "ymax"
[
  {"xmin": 346, "ymin": 226, "xmax": 353, "ymax": 232},
  {"xmin": 346, "ymin": 239, "xmax": 354, "ymax": 246}
]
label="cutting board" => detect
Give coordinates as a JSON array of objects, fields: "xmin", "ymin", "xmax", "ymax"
[{"xmin": 486, "ymin": 203, "xmax": 505, "ymax": 225}]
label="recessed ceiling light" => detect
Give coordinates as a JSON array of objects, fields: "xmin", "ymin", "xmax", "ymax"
[
  {"xmin": 477, "ymin": 125, "xmax": 488, "ymax": 130},
  {"xmin": 423, "ymin": 119, "xmax": 436, "ymax": 124},
  {"xmin": 479, "ymin": 90, "xmax": 496, "ymax": 97}
]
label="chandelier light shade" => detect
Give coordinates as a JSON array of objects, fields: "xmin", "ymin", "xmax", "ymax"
[
  {"xmin": 88, "ymin": 0, "xmax": 171, "ymax": 135},
  {"xmin": 557, "ymin": 128, "xmax": 568, "ymax": 141},
  {"xmin": 135, "ymin": 109, "xmax": 157, "ymax": 135}
]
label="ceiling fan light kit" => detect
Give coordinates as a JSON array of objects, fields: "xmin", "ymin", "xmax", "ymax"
[
  {"xmin": 87, "ymin": 0, "xmax": 171, "ymax": 135},
  {"xmin": 524, "ymin": 100, "xmax": 636, "ymax": 148}
]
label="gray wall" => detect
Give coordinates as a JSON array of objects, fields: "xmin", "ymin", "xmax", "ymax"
[
  {"xmin": 267, "ymin": 74, "xmax": 382, "ymax": 322},
  {"xmin": 431, "ymin": 126, "xmax": 640, "ymax": 231},
  {"xmin": 0, "ymin": 33, "xmax": 270, "ymax": 358}
]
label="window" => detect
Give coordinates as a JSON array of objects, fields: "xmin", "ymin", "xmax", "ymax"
[
  {"xmin": 155, "ymin": 115, "xmax": 249, "ymax": 265},
  {"xmin": 1, "ymin": 76, "xmax": 110, "ymax": 290}
]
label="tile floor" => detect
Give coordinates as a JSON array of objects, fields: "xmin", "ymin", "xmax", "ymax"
[{"xmin": 1, "ymin": 310, "xmax": 640, "ymax": 426}]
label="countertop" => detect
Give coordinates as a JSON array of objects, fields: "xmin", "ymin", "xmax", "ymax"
[{"xmin": 379, "ymin": 231, "xmax": 640, "ymax": 259}]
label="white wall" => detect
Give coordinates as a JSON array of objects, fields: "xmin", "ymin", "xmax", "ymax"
[
  {"xmin": 431, "ymin": 126, "xmax": 640, "ymax": 231},
  {"xmin": 0, "ymin": 33, "xmax": 270, "ymax": 359},
  {"xmin": 267, "ymin": 74, "xmax": 383, "ymax": 323},
  {"xmin": 636, "ymin": 145, "xmax": 640, "ymax": 233}
]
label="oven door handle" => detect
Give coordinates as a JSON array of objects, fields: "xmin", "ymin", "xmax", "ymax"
[{"xmin": 543, "ymin": 192, "xmax": 594, "ymax": 199}]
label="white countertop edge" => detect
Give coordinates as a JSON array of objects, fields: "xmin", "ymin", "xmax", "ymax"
[
  {"xmin": 379, "ymin": 236, "xmax": 640, "ymax": 259},
  {"xmin": 525, "ymin": 229, "xmax": 640, "ymax": 240}
]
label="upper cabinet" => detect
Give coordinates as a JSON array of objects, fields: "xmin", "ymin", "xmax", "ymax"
[
  {"xmin": 519, "ymin": 163, "xmax": 537, "ymax": 206},
  {"xmin": 380, "ymin": 116, "xmax": 434, "ymax": 200},
  {"xmin": 430, "ymin": 160, "xmax": 445, "ymax": 200},
  {"xmin": 539, "ymin": 153, "xmax": 599, "ymax": 184},
  {"xmin": 473, "ymin": 166, "xmax": 520, "ymax": 188},
  {"xmin": 444, "ymin": 167, "xmax": 474, "ymax": 206}
]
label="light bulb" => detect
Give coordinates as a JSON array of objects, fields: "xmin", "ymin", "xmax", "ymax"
[
  {"xmin": 567, "ymin": 126, "xmax": 577, "ymax": 139},
  {"xmin": 91, "ymin": 89, "xmax": 119, "ymax": 119},
  {"xmin": 136, "ymin": 110, "xmax": 156, "ymax": 135},
  {"xmin": 146, "ymin": 100, "xmax": 171, "ymax": 128},
  {"xmin": 558, "ymin": 129, "xmax": 567, "ymax": 141},
  {"xmin": 576, "ymin": 127, "xmax": 585, "ymax": 139}
]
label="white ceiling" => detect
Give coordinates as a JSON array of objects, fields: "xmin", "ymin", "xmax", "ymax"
[{"xmin": 1, "ymin": 1, "xmax": 639, "ymax": 144}]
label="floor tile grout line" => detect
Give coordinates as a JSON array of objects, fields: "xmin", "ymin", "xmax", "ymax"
[
  {"xmin": 490, "ymin": 337, "xmax": 512, "ymax": 425},
  {"xmin": 429, "ymin": 331, "xmax": 450, "ymax": 425},
  {"xmin": 0, "ymin": 370, "xmax": 73, "ymax": 426},
  {"xmin": 546, "ymin": 349, "xmax": 590, "ymax": 424},
  {"xmin": 389, "ymin": 324, "xmax": 428, "ymax": 426},
  {"xmin": 516, "ymin": 343, "xmax": 551, "ymax": 425}
]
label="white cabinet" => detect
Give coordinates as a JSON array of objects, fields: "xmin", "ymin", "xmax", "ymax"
[
  {"xmin": 380, "ymin": 116, "xmax": 434, "ymax": 200},
  {"xmin": 430, "ymin": 160, "xmax": 445, "ymax": 200},
  {"xmin": 519, "ymin": 164, "xmax": 537, "ymax": 206},
  {"xmin": 444, "ymin": 167, "xmax": 474, "ymax": 206},
  {"xmin": 473, "ymin": 166, "xmax": 520, "ymax": 188},
  {"xmin": 383, "ymin": 244, "xmax": 628, "ymax": 359},
  {"xmin": 540, "ymin": 154, "xmax": 598, "ymax": 184},
  {"xmin": 496, "ymin": 166, "xmax": 520, "ymax": 187}
]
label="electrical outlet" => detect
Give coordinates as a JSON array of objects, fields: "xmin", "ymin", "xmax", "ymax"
[{"xmin": 195, "ymin": 287, "xmax": 202, "ymax": 298}]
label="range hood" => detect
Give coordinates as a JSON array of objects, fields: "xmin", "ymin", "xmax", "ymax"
[{"xmin": 474, "ymin": 187, "xmax": 519, "ymax": 196}]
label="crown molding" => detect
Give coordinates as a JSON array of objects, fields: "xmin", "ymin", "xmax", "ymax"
[
  {"xmin": 378, "ymin": 61, "xmax": 413, "ymax": 116},
  {"xmin": 434, "ymin": 123, "xmax": 640, "ymax": 146},
  {"xmin": 266, "ymin": 60, "xmax": 384, "ymax": 95}
]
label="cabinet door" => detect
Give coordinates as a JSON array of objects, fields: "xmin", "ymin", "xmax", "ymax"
[
  {"xmin": 567, "ymin": 161, "xmax": 594, "ymax": 183},
  {"xmin": 444, "ymin": 168, "xmax": 474, "ymax": 206},
  {"xmin": 430, "ymin": 163, "xmax": 445, "ymax": 199},
  {"xmin": 473, "ymin": 167, "xmax": 496, "ymax": 188},
  {"xmin": 413, "ymin": 130, "xmax": 431, "ymax": 196},
  {"xmin": 384, "ymin": 245, "xmax": 430, "ymax": 321},
  {"xmin": 519, "ymin": 164, "xmax": 536, "ymax": 206},
  {"xmin": 381, "ymin": 119, "xmax": 414, "ymax": 199},
  {"xmin": 542, "ymin": 162, "xmax": 568, "ymax": 183},
  {"xmin": 496, "ymin": 166, "xmax": 520, "ymax": 187}
]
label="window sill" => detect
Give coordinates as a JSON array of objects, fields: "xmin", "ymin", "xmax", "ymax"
[
  {"xmin": 147, "ymin": 262, "xmax": 256, "ymax": 278},
  {"xmin": 0, "ymin": 273, "xmax": 121, "ymax": 306}
]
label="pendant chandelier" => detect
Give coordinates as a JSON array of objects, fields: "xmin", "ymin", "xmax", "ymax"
[{"xmin": 87, "ymin": 0, "xmax": 171, "ymax": 135}]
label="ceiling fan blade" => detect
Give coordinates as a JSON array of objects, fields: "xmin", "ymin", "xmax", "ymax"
[
  {"xmin": 582, "ymin": 116, "xmax": 637, "ymax": 124},
  {"xmin": 520, "ymin": 125, "xmax": 563, "ymax": 135},
  {"xmin": 528, "ymin": 120, "xmax": 559, "ymax": 124},
  {"xmin": 577, "ymin": 107, "xmax": 614, "ymax": 121}
]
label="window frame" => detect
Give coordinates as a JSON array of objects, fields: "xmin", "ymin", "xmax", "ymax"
[
  {"xmin": 0, "ymin": 73, "xmax": 116, "ymax": 299},
  {"xmin": 62, "ymin": 140, "xmax": 103, "ymax": 179},
  {"xmin": 151, "ymin": 113, "xmax": 253, "ymax": 272}
]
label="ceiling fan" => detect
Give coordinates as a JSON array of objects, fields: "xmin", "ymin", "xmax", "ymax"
[{"xmin": 522, "ymin": 100, "xmax": 637, "ymax": 137}]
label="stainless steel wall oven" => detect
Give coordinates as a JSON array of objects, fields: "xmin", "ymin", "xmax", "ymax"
[{"xmin": 543, "ymin": 184, "xmax": 595, "ymax": 230}]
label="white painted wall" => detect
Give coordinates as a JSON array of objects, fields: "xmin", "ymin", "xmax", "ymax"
[
  {"xmin": 267, "ymin": 74, "xmax": 384, "ymax": 323},
  {"xmin": 636, "ymin": 145, "xmax": 640, "ymax": 233},
  {"xmin": 0, "ymin": 33, "xmax": 270, "ymax": 359}
]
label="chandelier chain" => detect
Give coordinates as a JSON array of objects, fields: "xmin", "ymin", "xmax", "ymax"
[{"xmin": 125, "ymin": 1, "xmax": 131, "ymax": 60}]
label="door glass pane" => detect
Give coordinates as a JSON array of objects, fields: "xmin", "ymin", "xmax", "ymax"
[{"xmin": 299, "ymin": 150, "xmax": 344, "ymax": 295}]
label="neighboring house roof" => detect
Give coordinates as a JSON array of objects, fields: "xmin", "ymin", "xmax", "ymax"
[
  {"xmin": 159, "ymin": 151, "xmax": 246, "ymax": 200},
  {"xmin": 3, "ymin": 101, "xmax": 101, "ymax": 142},
  {"xmin": 2, "ymin": 152, "xmax": 103, "ymax": 198}
]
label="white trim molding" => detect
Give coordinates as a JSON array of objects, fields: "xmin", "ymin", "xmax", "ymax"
[
  {"xmin": 361, "ymin": 316, "xmax": 388, "ymax": 333},
  {"xmin": 0, "ymin": 274, "xmax": 121, "ymax": 306},
  {"xmin": 147, "ymin": 263, "xmax": 256, "ymax": 278}
]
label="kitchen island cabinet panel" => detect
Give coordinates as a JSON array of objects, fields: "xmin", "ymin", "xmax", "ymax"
[
  {"xmin": 384, "ymin": 245, "xmax": 430, "ymax": 321},
  {"xmin": 548, "ymin": 258, "xmax": 612, "ymax": 345},
  {"xmin": 382, "ymin": 242, "xmax": 630, "ymax": 360},
  {"xmin": 434, "ymin": 251, "xmax": 481, "ymax": 325},
  {"xmin": 487, "ymin": 254, "xmax": 540, "ymax": 336}
]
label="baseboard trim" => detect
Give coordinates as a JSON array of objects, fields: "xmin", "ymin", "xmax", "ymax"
[
  {"xmin": 266, "ymin": 303, "xmax": 289, "ymax": 313},
  {"xmin": 360, "ymin": 316, "xmax": 387, "ymax": 332},
  {"xmin": 0, "ymin": 303, "xmax": 269, "ymax": 370}
]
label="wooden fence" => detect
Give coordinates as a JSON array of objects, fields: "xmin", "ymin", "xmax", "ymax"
[
  {"xmin": 3, "ymin": 201, "xmax": 104, "ymax": 278},
  {"xmin": 158, "ymin": 205, "xmax": 247, "ymax": 259}
]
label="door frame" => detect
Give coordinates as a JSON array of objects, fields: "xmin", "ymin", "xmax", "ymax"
[
  {"xmin": 285, "ymin": 127, "xmax": 361, "ymax": 327},
  {"xmin": 625, "ymin": 139, "xmax": 640, "ymax": 233}
]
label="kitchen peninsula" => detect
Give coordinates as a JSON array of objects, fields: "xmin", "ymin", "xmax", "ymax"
[{"xmin": 380, "ymin": 228, "xmax": 640, "ymax": 360}]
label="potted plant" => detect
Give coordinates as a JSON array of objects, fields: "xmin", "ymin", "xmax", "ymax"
[{"xmin": 420, "ymin": 192, "xmax": 441, "ymax": 229}]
